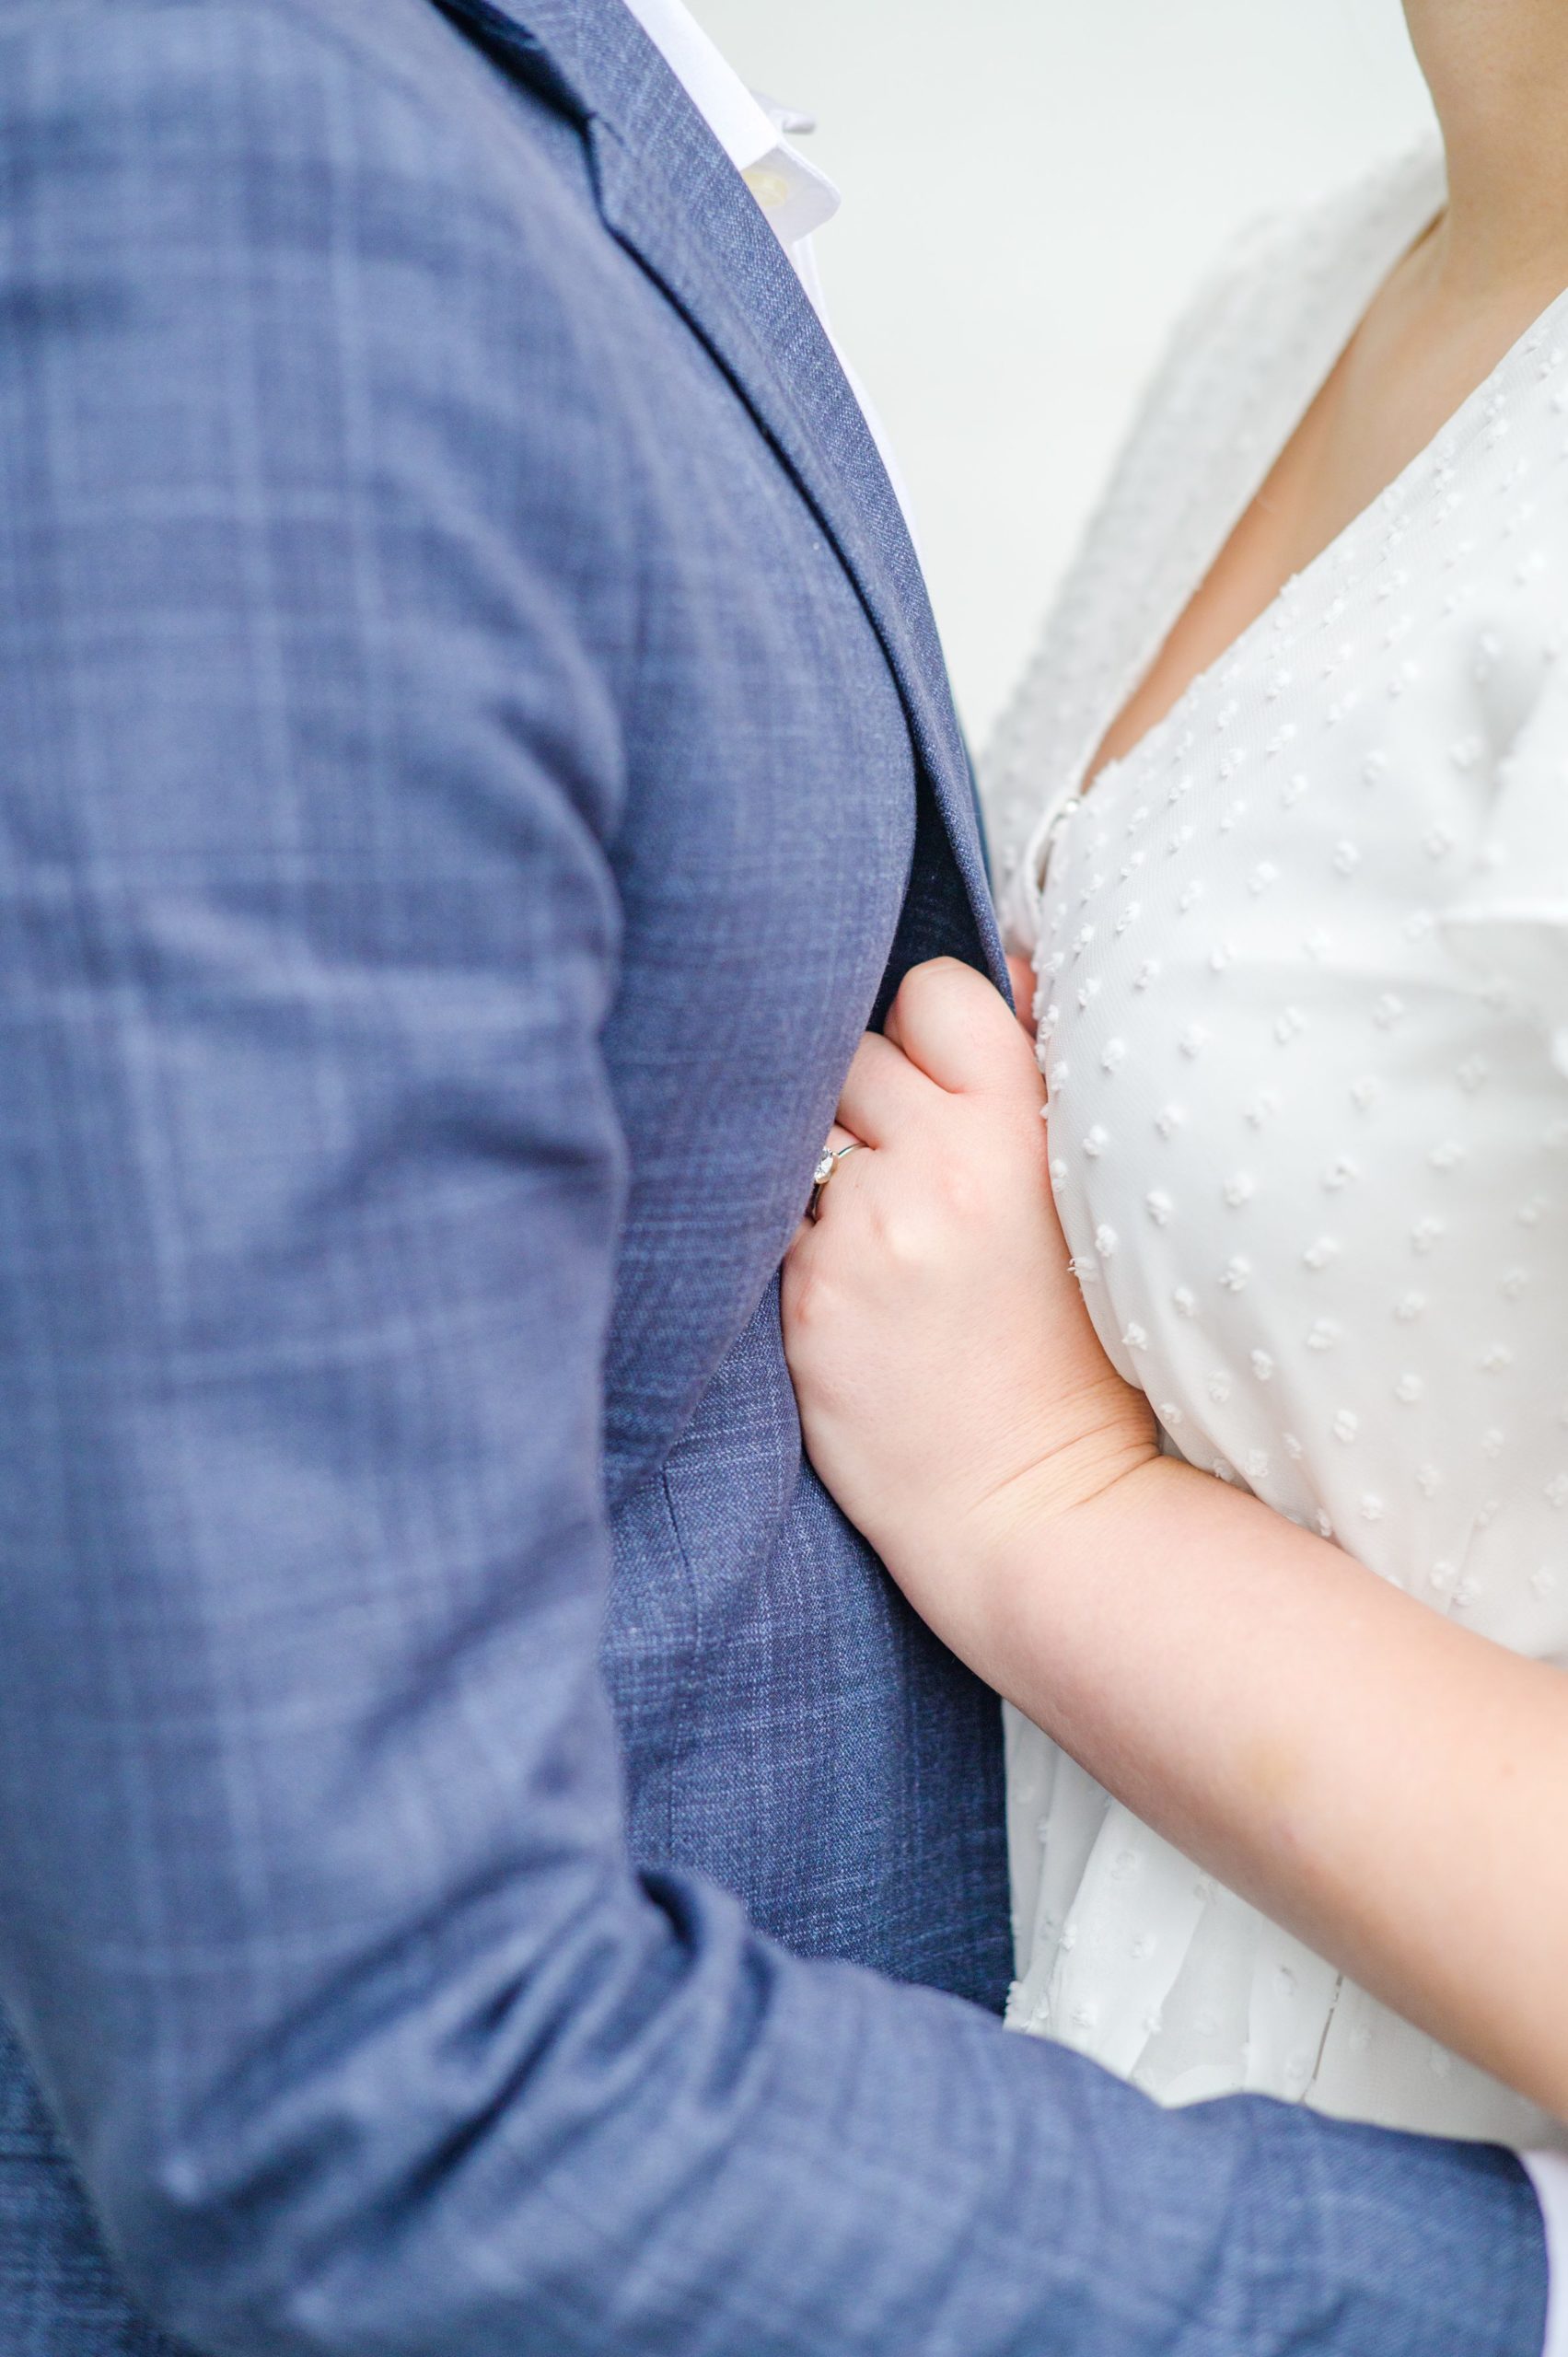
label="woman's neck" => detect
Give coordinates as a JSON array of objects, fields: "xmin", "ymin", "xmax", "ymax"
[{"xmin": 1405, "ymin": 0, "xmax": 1568, "ymax": 299}]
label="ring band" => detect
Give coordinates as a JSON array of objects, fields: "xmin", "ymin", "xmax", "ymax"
[{"xmin": 808, "ymin": 1140, "xmax": 865, "ymax": 1222}]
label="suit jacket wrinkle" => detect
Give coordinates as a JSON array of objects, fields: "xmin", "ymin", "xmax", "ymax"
[
  {"xmin": 435, "ymin": 0, "xmax": 1002, "ymax": 967},
  {"xmin": 0, "ymin": 3, "xmax": 1549, "ymax": 2354}
]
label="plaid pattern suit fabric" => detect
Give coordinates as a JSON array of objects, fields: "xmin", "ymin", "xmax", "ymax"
[{"xmin": 0, "ymin": 1, "xmax": 1550, "ymax": 2350}]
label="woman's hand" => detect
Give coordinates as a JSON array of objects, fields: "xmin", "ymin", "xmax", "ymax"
[
  {"xmin": 786, "ymin": 967, "xmax": 1568, "ymax": 2123},
  {"xmin": 790, "ymin": 968, "xmax": 1568, "ymax": 2129},
  {"xmin": 783, "ymin": 958, "xmax": 1156, "ymax": 1643}
]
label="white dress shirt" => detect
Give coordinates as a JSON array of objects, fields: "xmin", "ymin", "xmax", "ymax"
[
  {"xmin": 618, "ymin": 0, "xmax": 918, "ymax": 544},
  {"xmin": 620, "ymin": 0, "xmax": 838, "ymax": 296},
  {"xmin": 617, "ymin": 6, "xmax": 1567, "ymax": 2348}
]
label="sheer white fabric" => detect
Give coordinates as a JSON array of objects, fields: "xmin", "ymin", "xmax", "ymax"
[{"xmin": 985, "ymin": 142, "xmax": 1568, "ymax": 2148}]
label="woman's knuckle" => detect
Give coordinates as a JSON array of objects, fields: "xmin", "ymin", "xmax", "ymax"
[
  {"xmin": 867, "ymin": 1197, "xmax": 923, "ymax": 1268},
  {"xmin": 933, "ymin": 1155, "xmax": 986, "ymax": 1223},
  {"xmin": 787, "ymin": 1265, "xmax": 828, "ymax": 1329}
]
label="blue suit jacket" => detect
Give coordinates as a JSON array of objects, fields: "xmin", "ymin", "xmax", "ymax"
[{"xmin": 0, "ymin": 1, "xmax": 1550, "ymax": 2351}]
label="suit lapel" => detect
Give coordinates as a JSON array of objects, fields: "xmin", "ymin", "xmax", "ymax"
[{"xmin": 431, "ymin": 0, "xmax": 1005, "ymax": 984}]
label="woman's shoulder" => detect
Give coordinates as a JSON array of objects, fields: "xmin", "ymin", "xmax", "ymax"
[
  {"xmin": 1095, "ymin": 140, "xmax": 1447, "ymax": 513},
  {"xmin": 1163, "ymin": 141, "xmax": 1445, "ymax": 366}
]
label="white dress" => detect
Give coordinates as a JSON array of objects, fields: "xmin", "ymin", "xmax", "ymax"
[{"xmin": 983, "ymin": 141, "xmax": 1568, "ymax": 2150}]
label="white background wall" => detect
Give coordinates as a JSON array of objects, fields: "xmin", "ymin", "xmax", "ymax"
[{"xmin": 688, "ymin": 0, "xmax": 1436, "ymax": 747}]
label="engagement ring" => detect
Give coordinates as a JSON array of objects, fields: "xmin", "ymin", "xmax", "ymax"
[{"xmin": 808, "ymin": 1140, "xmax": 865, "ymax": 1222}]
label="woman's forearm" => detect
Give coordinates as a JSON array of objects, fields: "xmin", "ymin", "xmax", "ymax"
[
  {"xmin": 780, "ymin": 958, "xmax": 1568, "ymax": 2116},
  {"xmin": 922, "ymin": 1457, "xmax": 1568, "ymax": 2121}
]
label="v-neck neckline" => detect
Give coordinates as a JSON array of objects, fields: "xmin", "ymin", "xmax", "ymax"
[
  {"xmin": 1073, "ymin": 145, "xmax": 1455, "ymax": 815},
  {"xmin": 1087, "ymin": 226, "xmax": 1568, "ymax": 832},
  {"xmin": 1005, "ymin": 143, "xmax": 1457, "ymax": 923}
]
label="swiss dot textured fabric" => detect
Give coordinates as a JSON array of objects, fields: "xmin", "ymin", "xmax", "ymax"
[{"xmin": 985, "ymin": 142, "xmax": 1568, "ymax": 2149}]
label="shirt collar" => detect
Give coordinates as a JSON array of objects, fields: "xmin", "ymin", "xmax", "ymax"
[
  {"xmin": 618, "ymin": 0, "xmax": 840, "ymax": 250},
  {"xmin": 612, "ymin": 0, "xmax": 920, "ymax": 546}
]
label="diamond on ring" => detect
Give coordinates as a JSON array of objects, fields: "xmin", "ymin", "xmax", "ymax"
[{"xmin": 808, "ymin": 1138, "xmax": 865, "ymax": 1221}]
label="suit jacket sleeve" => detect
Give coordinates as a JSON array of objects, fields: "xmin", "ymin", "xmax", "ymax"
[{"xmin": 0, "ymin": 6, "xmax": 1549, "ymax": 2354}]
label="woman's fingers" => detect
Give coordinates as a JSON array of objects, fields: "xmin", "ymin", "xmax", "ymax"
[
  {"xmin": 889, "ymin": 958, "xmax": 1045, "ymax": 1099},
  {"xmin": 835, "ymin": 1028, "xmax": 943, "ymax": 1145}
]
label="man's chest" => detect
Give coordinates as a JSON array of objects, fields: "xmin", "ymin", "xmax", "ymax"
[{"xmin": 599, "ymin": 344, "xmax": 922, "ymax": 1482}]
